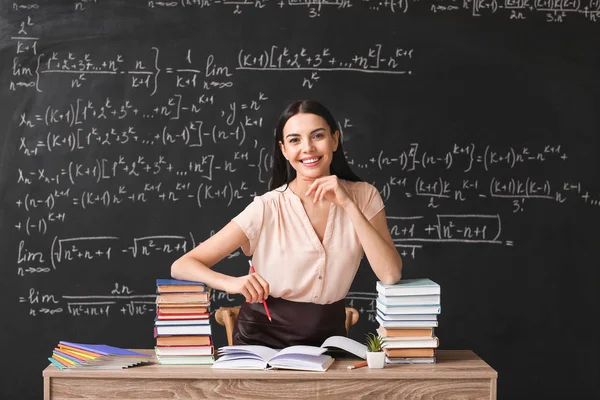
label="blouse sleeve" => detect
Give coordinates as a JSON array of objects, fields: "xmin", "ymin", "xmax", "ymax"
[
  {"xmin": 360, "ymin": 182, "xmax": 385, "ymax": 221},
  {"xmin": 231, "ymin": 196, "xmax": 265, "ymax": 256}
]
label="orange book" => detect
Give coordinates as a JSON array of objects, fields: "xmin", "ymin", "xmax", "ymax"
[
  {"xmin": 50, "ymin": 355, "xmax": 73, "ymax": 368},
  {"xmin": 378, "ymin": 327, "xmax": 434, "ymax": 337},
  {"xmin": 384, "ymin": 348, "xmax": 435, "ymax": 358},
  {"xmin": 55, "ymin": 347, "xmax": 96, "ymax": 361},
  {"xmin": 52, "ymin": 353, "xmax": 76, "ymax": 366},
  {"xmin": 57, "ymin": 343, "xmax": 102, "ymax": 358},
  {"xmin": 155, "ymin": 335, "xmax": 212, "ymax": 346},
  {"xmin": 157, "ymin": 284, "xmax": 207, "ymax": 293},
  {"xmin": 156, "ymin": 292, "xmax": 210, "ymax": 304},
  {"xmin": 157, "ymin": 306, "xmax": 208, "ymax": 314}
]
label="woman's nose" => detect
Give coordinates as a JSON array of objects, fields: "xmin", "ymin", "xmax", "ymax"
[{"xmin": 302, "ymin": 139, "xmax": 315, "ymax": 151}]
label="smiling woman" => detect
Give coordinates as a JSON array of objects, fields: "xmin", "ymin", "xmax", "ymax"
[
  {"xmin": 271, "ymin": 100, "xmax": 361, "ymax": 191},
  {"xmin": 171, "ymin": 100, "xmax": 403, "ymax": 348},
  {"xmin": 280, "ymin": 114, "xmax": 338, "ymax": 181}
]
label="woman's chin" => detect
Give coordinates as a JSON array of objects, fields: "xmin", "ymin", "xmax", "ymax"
[{"xmin": 297, "ymin": 171, "xmax": 328, "ymax": 181}]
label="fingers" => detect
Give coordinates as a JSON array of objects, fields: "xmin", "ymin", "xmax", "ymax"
[
  {"xmin": 241, "ymin": 274, "xmax": 270, "ymax": 303},
  {"xmin": 313, "ymin": 183, "xmax": 328, "ymax": 203},
  {"xmin": 253, "ymin": 273, "xmax": 271, "ymax": 299},
  {"xmin": 304, "ymin": 178, "xmax": 319, "ymax": 196},
  {"xmin": 306, "ymin": 177, "xmax": 330, "ymax": 199},
  {"xmin": 242, "ymin": 279, "xmax": 259, "ymax": 303},
  {"xmin": 239, "ymin": 286, "xmax": 253, "ymax": 303},
  {"xmin": 311, "ymin": 179, "xmax": 336, "ymax": 203},
  {"xmin": 247, "ymin": 275, "xmax": 265, "ymax": 302}
]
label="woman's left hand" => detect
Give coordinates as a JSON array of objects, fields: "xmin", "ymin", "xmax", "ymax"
[{"xmin": 304, "ymin": 175, "xmax": 354, "ymax": 208}]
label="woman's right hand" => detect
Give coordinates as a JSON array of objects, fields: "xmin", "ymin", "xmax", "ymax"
[{"xmin": 224, "ymin": 274, "xmax": 270, "ymax": 303}]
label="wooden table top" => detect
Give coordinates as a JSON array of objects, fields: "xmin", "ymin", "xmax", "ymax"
[{"xmin": 43, "ymin": 350, "xmax": 497, "ymax": 380}]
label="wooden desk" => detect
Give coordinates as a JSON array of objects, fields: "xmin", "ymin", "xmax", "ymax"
[{"xmin": 43, "ymin": 350, "xmax": 497, "ymax": 400}]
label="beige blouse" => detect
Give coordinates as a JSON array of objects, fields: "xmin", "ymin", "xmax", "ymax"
[{"xmin": 232, "ymin": 180, "xmax": 384, "ymax": 304}]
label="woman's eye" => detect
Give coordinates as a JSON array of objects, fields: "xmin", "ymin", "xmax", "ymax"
[
  {"xmin": 289, "ymin": 138, "xmax": 299, "ymax": 143},
  {"xmin": 312, "ymin": 133, "xmax": 324, "ymax": 139}
]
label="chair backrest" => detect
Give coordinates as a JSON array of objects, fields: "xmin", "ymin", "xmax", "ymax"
[{"xmin": 215, "ymin": 306, "xmax": 360, "ymax": 346}]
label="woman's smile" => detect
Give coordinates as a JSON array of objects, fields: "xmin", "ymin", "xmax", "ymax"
[{"xmin": 300, "ymin": 156, "xmax": 323, "ymax": 167}]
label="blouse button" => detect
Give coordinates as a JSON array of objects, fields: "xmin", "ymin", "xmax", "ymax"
[{"xmin": 318, "ymin": 276, "xmax": 322, "ymax": 280}]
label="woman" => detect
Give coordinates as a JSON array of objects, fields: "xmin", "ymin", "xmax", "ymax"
[{"xmin": 171, "ymin": 100, "xmax": 402, "ymax": 348}]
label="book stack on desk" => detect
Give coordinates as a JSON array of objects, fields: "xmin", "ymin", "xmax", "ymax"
[
  {"xmin": 375, "ymin": 278, "xmax": 441, "ymax": 364},
  {"xmin": 48, "ymin": 342, "xmax": 151, "ymax": 370},
  {"xmin": 154, "ymin": 279, "xmax": 214, "ymax": 365}
]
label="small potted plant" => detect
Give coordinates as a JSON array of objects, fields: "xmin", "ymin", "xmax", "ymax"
[{"xmin": 365, "ymin": 333, "xmax": 386, "ymax": 368}]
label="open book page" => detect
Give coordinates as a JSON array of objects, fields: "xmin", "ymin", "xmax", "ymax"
[
  {"xmin": 212, "ymin": 345, "xmax": 278, "ymax": 370},
  {"xmin": 268, "ymin": 354, "xmax": 334, "ymax": 372},
  {"xmin": 212, "ymin": 355, "xmax": 267, "ymax": 369},
  {"xmin": 212, "ymin": 344, "xmax": 333, "ymax": 371},
  {"xmin": 272, "ymin": 345, "xmax": 327, "ymax": 358},
  {"xmin": 220, "ymin": 345, "xmax": 279, "ymax": 360},
  {"xmin": 320, "ymin": 336, "xmax": 367, "ymax": 359}
]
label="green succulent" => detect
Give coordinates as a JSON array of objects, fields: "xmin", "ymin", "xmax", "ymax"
[{"xmin": 365, "ymin": 332, "xmax": 385, "ymax": 352}]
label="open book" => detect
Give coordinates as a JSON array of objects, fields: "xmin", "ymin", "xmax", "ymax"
[{"xmin": 211, "ymin": 335, "xmax": 367, "ymax": 372}]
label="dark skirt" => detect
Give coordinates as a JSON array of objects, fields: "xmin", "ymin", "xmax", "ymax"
[{"xmin": 232, "ymin": 297, "xmax": 346, "ymax": 349}]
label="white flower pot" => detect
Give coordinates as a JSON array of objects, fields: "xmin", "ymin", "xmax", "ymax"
[{"xmin": 366, "ymin": 351, "xmax": 385, "ymax": 368}]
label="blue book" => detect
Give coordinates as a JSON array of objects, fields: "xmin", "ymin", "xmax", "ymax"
[
  {"xmin": 156, "ymin": 279, "xmax": 207, "ymax": 293},
  {"xmin": 48, "ymin": 357, "xmax": 66, "ymax": 370},
  {"xmin": 156, "ymin": 279, "xmax": 206, "ymax": 287}
]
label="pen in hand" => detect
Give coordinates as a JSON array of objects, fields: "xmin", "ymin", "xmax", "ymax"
[{"xmin": 248, "ymin": 260, "xmax": 272, "ymax": 322}]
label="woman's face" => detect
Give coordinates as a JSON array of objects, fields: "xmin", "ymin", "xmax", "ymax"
[{"xmin": 279, "ymin": 112, "xmax": 339, "ymax": 181}]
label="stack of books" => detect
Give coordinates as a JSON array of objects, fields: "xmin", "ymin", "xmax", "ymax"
[
  {"xmin": 48, "ymin": 341, "xmax": 150, "ymax": 370},
  {"xmin": 154, "ymin": 279, "xmax": 214, "ymax": 365},
  {"xmin": 375, "ymin": 278, "xmax": 441, "ymax": 364}
]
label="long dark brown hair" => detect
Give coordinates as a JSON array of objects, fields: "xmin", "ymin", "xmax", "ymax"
[{"xmin": 269, "ymin": 100, "xmax": 361, "ymax": 191}]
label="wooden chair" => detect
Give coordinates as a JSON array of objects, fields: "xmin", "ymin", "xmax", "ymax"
[{"xmin": 215, "ymin": 306, "xmax": 360, "ymax": 346}]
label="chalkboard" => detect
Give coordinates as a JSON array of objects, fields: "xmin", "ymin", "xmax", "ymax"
[{"xmin": 1, "ymin": 1, "xmax": 599, "ymax": 398}]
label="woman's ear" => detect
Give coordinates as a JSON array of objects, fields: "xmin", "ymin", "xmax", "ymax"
[
  {"xmin": 279, "ymin": 141, "xmax": 288, "ymax": 160},
  {"xmin": 332, "ymin": 131, "xmax": 340, "ymax": 152}
]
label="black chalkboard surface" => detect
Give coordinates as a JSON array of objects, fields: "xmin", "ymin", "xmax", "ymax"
[{"xmin": 1, "ymin": 1, "xmax": 599, "ymax": 399}]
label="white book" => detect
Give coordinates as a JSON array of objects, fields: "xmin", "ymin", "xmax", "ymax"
[
  {"xmin": 376, "ymin": 315, "xmax": 438, "ymax": 328},
  {"xmin": 376, "ymin": 300, "xmax": 441, "ymax": 315},
  {"xmin": 155, "ymin": 324, "xmax": 212, "ymax": 336},
  {"xmin": 212, "ymin": 336, "xmax": 366, "ymax": 372},
  {"xmin": 155, "ymin": 346, "xmax": 213, "ymax": 356},
  {"xmin": 377, "ymin": 294, "xmax": 440, "ymax": 306},
  {"xmin": 376, "ymin": 329, "xmax": 433, "ymax": 341},
  {"xmin": 156, "ymin": 355, "xmax": 214, "ymax": 365},
  {"xmin": 382, "ymin": 337, "xmax": 439, "ymax": 349},
  {"xmin": 376, "ymin": 278, "xmax": 440, "ymax": 296},
  {"xmin": 376, "ymin": 311, "xmax": 438, "ymax": 321}
]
